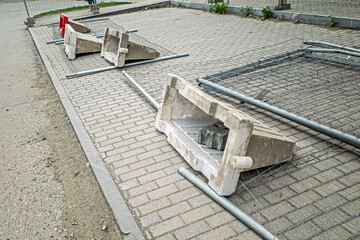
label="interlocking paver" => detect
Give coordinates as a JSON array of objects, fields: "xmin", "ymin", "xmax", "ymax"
[{"xmin": 32, "ymin": 6, "xmax": 360, "ymax": 239}]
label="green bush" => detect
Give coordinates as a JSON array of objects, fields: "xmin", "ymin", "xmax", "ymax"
[
  {"xmin": 209, "ymin": 1, "xmax": 229, "ymax": 14},
  {"xmin": 261, "ymin": 7, "xmax": 273, "ymax": 20},
  {"xmin": 239, "ymin": 6, "xmax": 253, "ymax": 17}
]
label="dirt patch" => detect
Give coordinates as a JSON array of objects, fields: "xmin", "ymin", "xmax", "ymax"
[{"xmin": 32, "ymin": 36, "xmax": 122, "ymax": 239}]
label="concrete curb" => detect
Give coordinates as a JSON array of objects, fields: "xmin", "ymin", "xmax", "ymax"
[
  {"xmin": 28, "ymin": 28, "xmax": 145, "ymax": 240},
  {"xmin": 170, "ymin": 0, "xmax": 360, "ymax": 29}
]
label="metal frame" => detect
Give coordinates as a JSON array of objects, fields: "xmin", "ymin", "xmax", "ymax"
[{"xmin": 198, "ymin": 44, "xmax": 360, "ymax": 149}]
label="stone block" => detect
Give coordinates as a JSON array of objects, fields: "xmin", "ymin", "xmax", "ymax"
[
  {"xmin": 101, "ymin": 28, "xmax": 160, "ymax": 67},
  {"xmin": 64, "ymin": 24, "xmax": 102, "ymax": 60},
  {"xmin": 198, "ymin": 122, "xmax": 229, "ymax": 151},
  {"xmin": 155, "ymin": 74, "xmax": 296, "ymax": 195}
]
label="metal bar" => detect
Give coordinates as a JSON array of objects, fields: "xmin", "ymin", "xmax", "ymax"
[
  {"xmin": 304, "ymin": 53, "xmax": 360, "ymax": 67},
  {"xmin": 122, "ymin": 71, "xmax": 159, "ymax": 110},
  {"xmin": 304, "ymin": 40, "xmax": 360, "ymax": 54},
  {"xmin": 93, "ymin": 0, "xmax": 98, "ymax": 11},
  {"xmin": 66, "ymin": 53, "xmax": 189, "ymax": 78},
  {"xmin": 201, "ymin": 49, "xmax": 304, "ymax": 81},
  {"xmin": 51, "ymin": 30, "xmax": 138, "ymax": 45},
  {"xmin": 45, "ymin": 17, "xmax": 110, "ymax": 27},
  {"xmin": 178, "ymin": 167, "xmax": 281, "ymax": 240},
  {"xmin": 305, "ymin": 48, "xmax": 360, "ymax": 58},
  {"xmin": 198, "ymin": 78, "xmax": 360, "ymax": 149},
  {"xmin": 23, "ymin": 0, "xmax": 30, "ymax": 18}
]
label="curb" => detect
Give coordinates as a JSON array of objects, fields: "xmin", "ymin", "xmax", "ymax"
[
  {"xmin": 171, "ymin": 0, "xmax": 360, "ymax": 29},
  {"xmin": 28, "ymin": 28, "xmax": 145, "ymax": 240}
]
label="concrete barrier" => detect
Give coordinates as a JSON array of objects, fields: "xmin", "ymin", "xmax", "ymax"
[
  {"xmin": 101, "ymin": 28, "xmax": 160, "ymax": 67},
  {"xmin": 64, "ymin": 24, "xmax": 102, "ymax": 60},
  {"xmin": 155, "ymin": 74, "xmax": 297, "ymax": 195}
]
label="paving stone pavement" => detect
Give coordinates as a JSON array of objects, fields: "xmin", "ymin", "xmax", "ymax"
[{"xmin": 32, "ymin": 7, "xmax": 360, "ymax": 240}]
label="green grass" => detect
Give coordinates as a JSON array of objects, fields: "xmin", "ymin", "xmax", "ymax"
[{"xmin": 35, "ymin": 2, "xmax": 130, "ymax": 17}]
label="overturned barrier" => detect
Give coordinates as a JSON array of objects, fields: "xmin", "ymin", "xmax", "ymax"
[
  {"xmin": 59, "ymin": 13, "xmax": 91, "ymax": 37},
  {"xmin": 101, "ymin": 28, "xmax": 160, "ymax": 67},
  {"xmin": 155, "ymin": 74, "xmax": 297, "ymax": 195},
  {"xmin": 64, "ymin": 24, "xmax": 102, "ymax": 60}
]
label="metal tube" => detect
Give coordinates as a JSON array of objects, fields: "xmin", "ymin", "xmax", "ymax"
[
  {"xmin": 49, "ymin": 30, "xmax": 137, "ymax": 45},
  {"xmin": 198, "ymin": 78, "xmax": 360, "ymax": 149},
  {"xmin": 304, "ymin": 53, "xmax": 360, "ymax": 67},
  {"xmin": 305, "ymin": 48, "xmax": 360, "ymax": 58},
  {"xmin": 66, "ymin": 53, "xmax": 189, "ymax": 78},
  {"xmin": 23, "ymin": 0, "xmax": 30, "ymax": 18},
  {"xmin": 178, "ymin": 167, "xmax": 281, "ymax": 240},
  {"xmin": 201, "ymin": 49, "xmax": 304, "ymax": 81},
  {"xmin": 122, "ymin": 71, "xmax": 159, "ymax": 110},
  {"xmin": 45, "ymin": 17, "xmax": 110, "ymax": 27},
  {"xmin": 304, "ymin": 41, "xmax": 360, "ymax": 54}
]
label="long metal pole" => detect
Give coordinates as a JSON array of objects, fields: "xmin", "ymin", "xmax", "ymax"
[
  {"xmin": 45, "ymin": 17, "xmax": 110, "ymax": 27},
  {"xmin": 23, "ymin": 0, "xmax": 30, "ymax": 18},
  {"xmin": 66, "ymin": 53, "xmax": 189, "ymax": 78},
  {"xmin": 122, "ymin": 71, "xmax": 159, "ymax": 110},
  {"xmin": 178, "ymin": 167, "xmax": 281, "ymax": 240},
  {"xmin": 304, "ymin": 41, "xmax": 360, "ymax": 54},
  {"xmin": 198, "ymin": 78, "xmax": 360, "ymax": 149},
  {"xmin": 305, "ymin": 48, "xmax": 360, "ymax": 58}
]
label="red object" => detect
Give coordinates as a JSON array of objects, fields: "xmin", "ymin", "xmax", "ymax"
[
  {"xmin": 59, "ymin": 13, "xmax": 91, "ymax": 37},
  {"xmin": 59, "ymin": 12, "xmax": 68, "ymax": 37}
]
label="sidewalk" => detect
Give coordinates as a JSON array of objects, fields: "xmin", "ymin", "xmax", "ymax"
[{"xmin": 30, "ymin": 4, "xmax": 360, "ymax": 240}]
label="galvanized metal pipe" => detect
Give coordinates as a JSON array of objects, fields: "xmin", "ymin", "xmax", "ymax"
[
  {"xmin": 66, "ymin": 53, "xmax": 189, "ymax": 78},
  {"xmin": 304, "ymin": 53, "xmax": 360, "ymax": 67},
  {"xmin": 198, "ymin": 78, "xmax": 360, "ymax": 149},
  {"xmin": 45, "ymin": 17, "xmax": 110, "ymax": 27},
  {"xmin": 122, "ymin": 71, "xmax": 159, "ymax": 110},
  {"xmin": 178, "ymin": 167, "xmax": 281, "ymax": 240},
  {"xmin": 23, "ymin": 0, "xmax": 30, "ymax": 18},
  {"xmin": 52, "ymin": 30, "xmax": 138, "ymax": 45},
  {"xmin": 304, "ymin": 41, "xmax": 360, "ymax": 54},
  {"xmin": 305, "ymin": 48, "xmax": 360, "ymax": 58}
]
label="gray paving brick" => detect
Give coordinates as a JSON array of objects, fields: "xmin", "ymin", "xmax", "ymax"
[
  {"xmin": 128, "ymin": 182, "xmax": 158, "ymax": 198},
  {"xmin": 140, "ymin": 212, "xmax": 161, "ymax": 227},
  {"xmin": 187, "ymin": 194, "xmax": 213, "ymax": 208},
  {"xmin": 288, "ymin": 190, "xmax": 322, "ymax": 208},
  {"xmin": 263, "ymin": 187, "xmax": 297, "ymax": 204},
  {"xmin": 150, "ymin": 216, "xmax": 185, "ymax": 238},
  {"xmin": 283, "ymin": 221, "xmax": 322, "ymax": 240},
  {"xmin": 156, "ymin": 173, "xmax": 183, "ymax": 188},
  {"xmin": 156, "ymin": 234, "xmax": 176, "ymax": 240},
  {"xmin": 197, "ymin": 224, "xmax": 237, "ymax": 240},
  {"xmin": 260, "ymin": 201, "xmax": 295, "ymax": 221},
  {"xmin": 158, "ymin": 201, "xmax": 192, "ymax": 220},
  {"xmin": 139, "ymin": 197, "xmax": 172, "ymax": 215},
  {"xmin": 129, "ymin": 158, "xmax": 156, "ymax": 171},
  {"xmin": 314, "ymin": 180, "xmax": 345, "ymax": 197},
  {"xmin": 112, "ymin": 155, "xmax": 138, "ymax": 168},
  {"xmin": 120, "ymin": 168, "xmax": 147, "ymax": 182},
  {"xmin": 146, "ymin": 160, "xmax": 173, "ymax": 173},
  {"xmin": 129, "ymin": 193, "xmax": 149, "ymax": 207},
  {"xmin": 342, "ymin": 217, "xmax": 360, "ymax": 235},
  {"xmin": 174, "ymin": 220, "xmax": 210, "ymax": 240},
  {"xmin": 205, "ymin": 211, "xmax": 236, "ymax": 228},
  {"xmin": 180, "ymin": 204, "xmax": 216, "ymax": 225},
  {"xmin": 168, "ymin": 187, "xmax": 200, "ymax": 204},
  {"xmin": 289, "ymin": 177, "xmax": 322, "ymax": 193},
  {"xmin": 227, "ymin": 230, "xmax": 263, "ymax": 240}
]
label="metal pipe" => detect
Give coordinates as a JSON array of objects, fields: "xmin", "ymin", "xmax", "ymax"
[
  {"xmin": 66, "ymin": 53, "xmax": 189, "ymax": 78},
  {"xmin": 51, "ymin": 30, "xmax": 138, "ymax": 45},
  {"xmin": 178, "ymin": 167, "xmax": 281, "ymax": 240},
  {"xmin": 304, "ymin": 53, "xmax": 360, "ymax": 67},
  {"xmin": 305, "ymin": 48, "xmax": 360, "ymax": 58},
  {"xmin": 122, "ymin": 71, "xmax": 159, "ymax": 110},
  {"xmin": 45, "ymin": 17, "xmax": 110, "ymax": 27},
  {"xmin": 23, "ymin": 0, "xmax": 30, "ymax": 18},
  {"xmin": 198, "ymin": 78, "xmax": 360, "ymax": 149},
  {"xmin": 304, "ymin": 41, "xmax": 360, "ymax": 54},
  {"xmin": 201, "ymin": 49, "xmax": 304, "ymax": 81}
]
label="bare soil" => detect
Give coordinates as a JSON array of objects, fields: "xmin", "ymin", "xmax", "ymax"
[{"xmin": 0, "ymin": 2, "xmax": 121, "ymax": 239}]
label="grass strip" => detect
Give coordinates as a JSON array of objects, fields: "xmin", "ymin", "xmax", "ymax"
[{"xmin": 35, "ymin": 2, "xmax": 130, "ymax": 17}]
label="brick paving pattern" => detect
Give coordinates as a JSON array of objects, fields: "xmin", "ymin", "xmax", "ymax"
[{"xmin": 32, "ymin": 6, "xmax": 360, "ymax": 239}]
